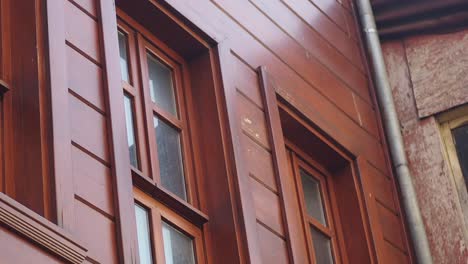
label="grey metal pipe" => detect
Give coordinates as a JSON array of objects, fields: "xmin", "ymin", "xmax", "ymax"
[{"xmin": 354, "ymin": 1, "xmax": 433, "ymax": 263}]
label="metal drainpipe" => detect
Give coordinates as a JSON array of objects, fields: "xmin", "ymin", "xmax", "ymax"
[{"xmin": 355, "ymin": 0, "xmax": 433, "ymax": 263}]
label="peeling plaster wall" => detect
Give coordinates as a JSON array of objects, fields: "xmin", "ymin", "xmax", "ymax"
[{"xmin": 382, "ymin": 30, "xmax": 468, "ymax": 263}]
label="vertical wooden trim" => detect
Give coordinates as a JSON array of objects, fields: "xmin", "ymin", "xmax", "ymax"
[
  {"xmin": 45, "ymin": 0, "xmax": 75, "ymax": 231},
  {"xmin": 99, "ymin": 1, "xmax": 139, "ymax": 263},
  {"xmin": 217, "ymin": 43, "xmax": 262, "ymax": 264},
  {"xmin": 137, "ymin": 33, "xmax": 161, "ymax": 184},
  {"xmin": 355, "ymin": 156, "xmax": 383, "ymax": 263},
  {"xmin": 257, "ymin": 66, "xmax": 310, "ymax": 264}
]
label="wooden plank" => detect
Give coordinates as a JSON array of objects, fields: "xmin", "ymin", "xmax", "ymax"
[
  {"xmin": 46, "ymin": 0, "xmax": 76, "ymax": 232},
  {"xmin": 231, "ymin": 54, "xmax": 263, "ymax": 109},
  {"xmin": 218, "ymin": 43, "xmax": 263, "ymax": 264},
  {"xmin": 241, "ymin": 134, "xmax": 277, "ymax": 192},
  {"xmin": 66, "ymin": 45, "xmax": 105, "ymax": 112},
  {"xmin": 70, "ymin": 0, "xmax": 97, "ymax": 18},
  {"xmin": 99, "ymin": 0, "xmax": 141, "ymax": 262},
  {"xmin": 74, "ymin": 199, "xmax": 117, "ymax": 263},
  {"xmin": 71, "ymin": 145, "xmax": 114, "ymax": 217},
  {"xmin": 249, "ymin": 177, "xmax": 284, "ymax": 236},
  {"xmin": 377, "ymin": 203, "xmax": 406, "ymax": 252},
  {"xmin": 236, "ymin": 91, "xmax": 271, "ymax": 150},
  {"xmin": 64, "ymin": 0, "xmax": 101, "ymax": 63},
  {"xmin": 69, "ymin": 93, "xmax": 110, "ymax": 163},
  {"xmin": 258, "ymin": 67, "xmax": 309, "ymax": 264},
  {"xmin": 257, "ymin": 223, "xmax": 290, "ymax": 264},
  {"xmin": 215, "ymin": 0, "xmax": 366, "ymax": 118},
  {"xmin": 282, "ymin": 0, "xmax": 362, "ymax": 64},
  {"xmin": 164, "ymin": 0, "xmax": 387, "ymax": 172},
  {"xmin": 250, "ymin": 0, "xmax": 368, "ymax": 98}
]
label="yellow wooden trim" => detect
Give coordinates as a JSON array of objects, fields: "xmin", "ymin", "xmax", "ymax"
[{"xmin": 439, "ymin": 113, "xmax": 468, "ymax": 240}]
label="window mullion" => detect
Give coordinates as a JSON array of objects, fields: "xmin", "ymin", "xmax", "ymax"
[{"xmin": 136, "ymin": 33, "xmax": 162, "ymax": 184}]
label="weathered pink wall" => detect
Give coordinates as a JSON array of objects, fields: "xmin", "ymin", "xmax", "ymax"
[{"xmin": 382, "ymin": 29, "xmax": 468, "ymax": 264}]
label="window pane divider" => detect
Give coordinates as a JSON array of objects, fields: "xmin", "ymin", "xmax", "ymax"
[
  {"xmin": 307, "ymin": 216, "xmax": 332, "ymax": 236},
  {"xmin": 122, "ymin": 81, "xmax": 137, "ymax": 95},
  {"xmin": 132, "ymin": 170, "xmax": 208, "ymax": 226},
  {"xmin": 153, "ymin": 105, "xmax": 183, "ymax": 129}
]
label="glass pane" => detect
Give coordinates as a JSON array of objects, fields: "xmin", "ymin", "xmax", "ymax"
[
  {"xmin": 162, "ymin": 221, "xmax": 196, "ymax": 264},
  {"xmin": 147, "ymin": 52, "xmax": 177, "ymax": 116},
  {"xmin": 118, "ymin": 31, "xmax": 130, "ymax": 82},
  {"xmin": 453, "ymin": 124, "xmax": 468, "ymax": 185},
  {"xmin": 135, "ymin": 204, "xmax": 153, "ymax": 264},
  {"xmin": 300, "ymin": 169, "xmax": 327, "ymax": 226},
  {"xmin": 124, "ymin": 95, "xmax": 139, "ymax": 168},
  {"xmin": 154, "ymin": 117, "xmax": 187, "ymax": 200},
  {"xmin": 310, "ymin": 226, "xmax": 334, "ymax": 264}
]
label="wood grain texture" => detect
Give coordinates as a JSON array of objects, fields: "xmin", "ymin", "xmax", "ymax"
[{"xmin": 2, "ymin": 0, "xmax": 415, "ymax": 263}]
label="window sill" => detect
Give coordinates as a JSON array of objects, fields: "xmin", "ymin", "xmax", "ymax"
[
  {"xmin": 131, "ymin": 169, "xmax": 209, "ymax": 226},
  {"xmin": 0, "ymin": 193, "xmax": 87, "ymax": 263}
]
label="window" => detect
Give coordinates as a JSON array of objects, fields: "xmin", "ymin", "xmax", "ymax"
[
  {"xmin": 117, "ymin": 12, "xmax": 206, "ymax": 263},
  {"xmin": 134, "ymin": 188, "xmax": 204, "ymax": 264},
  {"xmin": 117, "ymin": 21, "xmax": 196, "ymax": 202},
  {"xmin": 286, "ymin": 143, "xmax": 345, "ymax": 264},
  {"xmin": 440, "ymin": 111, "xmax": 468, "ymax": 229}
]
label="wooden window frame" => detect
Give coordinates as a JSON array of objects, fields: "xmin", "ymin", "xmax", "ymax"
[
  {"xmin": 286, "ymin": 140, "xmax": 348, "ymax": 264},
  {"xmin": 134, "ymin": 187, "xmax": 205, "ymax": 264},
  {"xmin": 117, "ymin": 13, "xmax": 201, "ymax": 210},
  {"xmin": 439, "ymin": 109, "xmax": 468, "ymax": 236}
]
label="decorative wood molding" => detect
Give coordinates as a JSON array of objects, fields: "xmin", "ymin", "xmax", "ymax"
[{"xmin": 0, "ymin": 193, "xmax": 87, "ymax": 263}]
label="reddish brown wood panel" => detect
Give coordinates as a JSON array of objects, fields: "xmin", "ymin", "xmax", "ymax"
[
  {"xmin": 257, "ymin": 223, "xmax": 290, "ymax": 264},
  {"xmin": 358, "ymin": 157, "xmax": 412, "ymax": 264},
  {"xmin": 50, "ymin": 0, "xmax": 122, "ymax": 263},
  {"xmin": 232, "ymin": 54, "xmax": 291, "ymax": 263},
  {"xmin": 17, "ymin": 0, "xmax": 413, "ymax": 262}
]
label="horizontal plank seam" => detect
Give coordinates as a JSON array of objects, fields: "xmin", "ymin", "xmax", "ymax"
[
  {"xmin": 236, "ymin": 88, "xmax": 264, "ymax": 111},
  {"xmin": 305, "ymin": 0, "xmax": 353, "ymax": 38},
  {"xmin": 241, "ymin": 130, "xmax": 271, "ymax": 153},
  {"xmin": 74, "ymin": 195, "xmax": 115, "ymax": 221},
  {"xmin": 228, "ymin": 41, "xmax": 380, "ymax": 143},
  {"xmin": 68, "ymin": 89, "xmax": 107, "ymax": 116},
  {"xmin": 280, "ymin": 0, "xmax": 364, "ymax": 71},
  {"xmin": 71, "ymin": 141, "xmax": 111, "ymax": 167},
  {"xmin": 375, "ymin": 196, "xmax": 398, "ymax": 215},
  {"xmin": 367, "ymin": 160, "xmax": 392, "ymax": 180},
  {"xmin": 65, "ymin": 41, "xmax": 102, "ymax": 67},
  {"xmin": 248, "ymin": 173, "xmax": 279, "ymax": 195},
  {"xmin": 251, "ymin": 0, "xmax": 365, "ymax": 79},
  {"xmin": 67, "ymin": 0, "xmax": 98, "ymax": 21},
  {"xmin": 256, "ymin": 219, "xmax": 286, "ymax": 240},
  {"xmin": 383, "ymin": 237, "xmax": 409, "ymax": 255}
]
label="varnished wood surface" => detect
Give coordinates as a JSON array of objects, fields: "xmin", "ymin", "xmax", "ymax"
[{"xmin": 0, "ymin": 0, "xmax": 415, "ymax": 263}]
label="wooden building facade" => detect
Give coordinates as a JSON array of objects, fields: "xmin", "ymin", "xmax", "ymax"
[{"xmin": 0, "ymin": 0, "xmax": 415, "ymax": 263}]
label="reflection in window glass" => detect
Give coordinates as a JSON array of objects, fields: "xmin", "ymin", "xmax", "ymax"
[
  {"xmin": 124, "ymin": 95, "xmax": 139, "ymax": 168},
  {"xmin": 453, "ymin": 124, "xmax": 468, "ymax": 186},
  {"xmin": 118, "ymin": 31, "xmax": 130, "ymax": 83},
  {"xmin": 310, "ymin": 226, "xmax": 334, "ymax": 264},
  {"xmin": 300, "ymin": 169, "xmax": 327, "ymax": 226},
  {"xmin": 147, "ymin": 52, "xmax": 177, "ymax": 116},
  {"xmin": 154, "ymin": 117, "xmax": 186, "ymax": 200},
  {"xmin": 162, "ymin": 221, "xmax": 195, "ymax": 264},
  {"xmin": 135, "ymin": 204, "xmax": 153, "ymax": 264}
]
